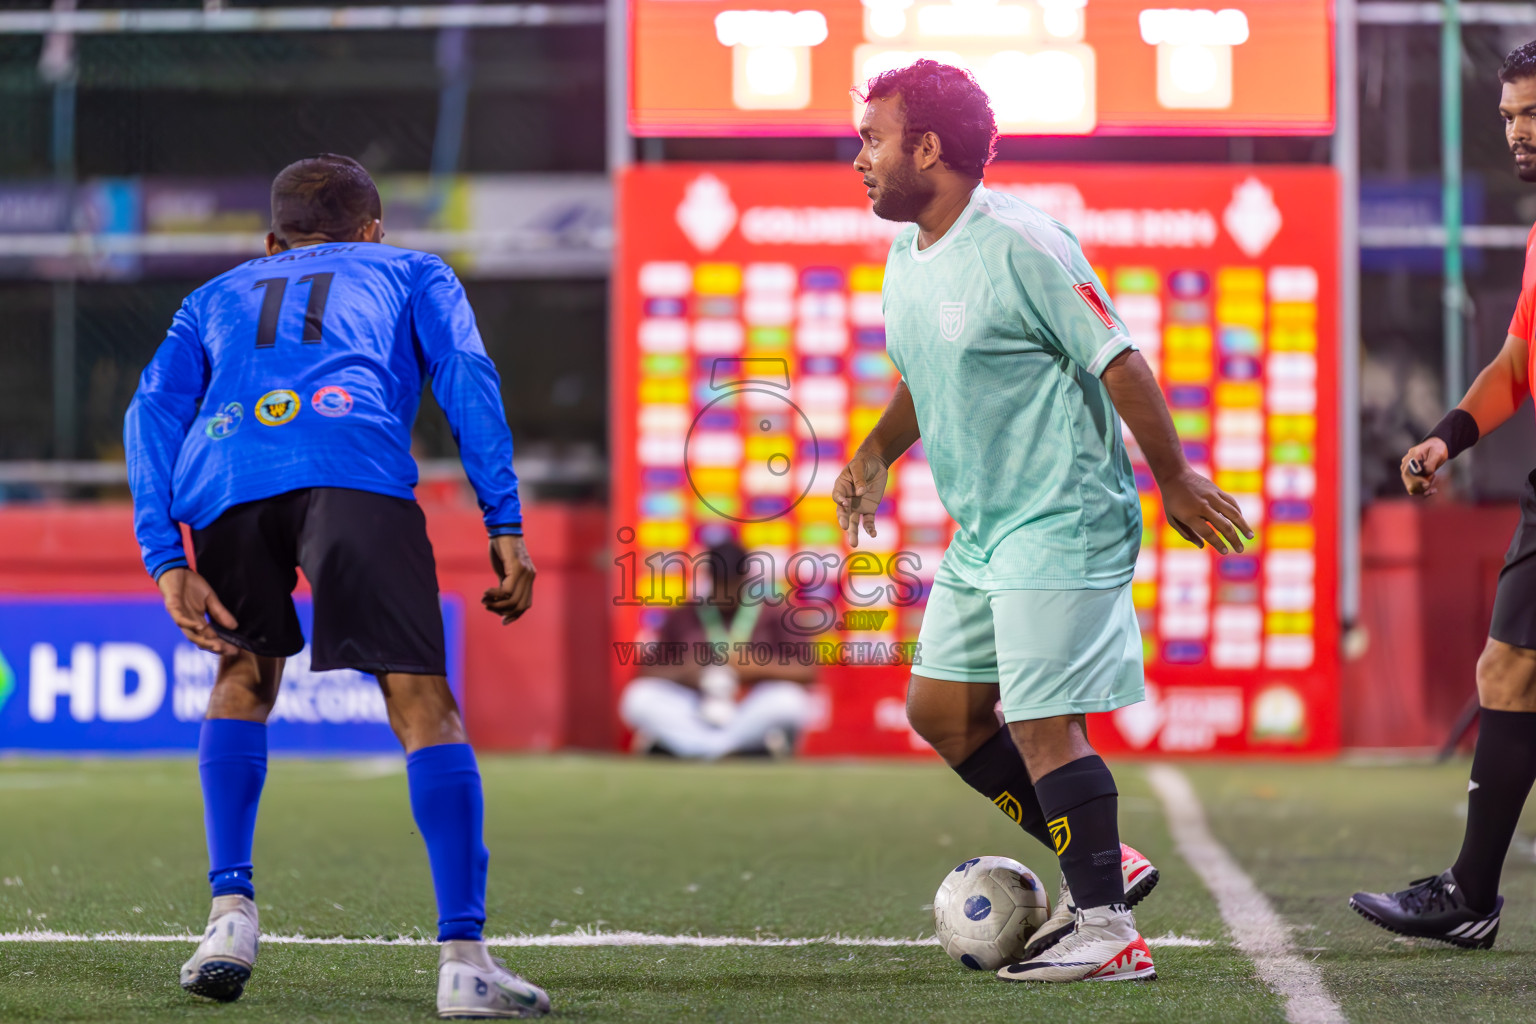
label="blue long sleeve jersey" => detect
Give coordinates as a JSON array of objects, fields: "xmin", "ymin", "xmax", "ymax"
[{"xmin": 125, "ymin": 242, "xmax": 521, "ymax": 580}]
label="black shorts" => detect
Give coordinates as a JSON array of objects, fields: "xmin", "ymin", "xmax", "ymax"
[
  {"xmin": 1491, "ymin": 469, "xmax": 1536, "ymax": 650},
  {"xmin": 191, "ymin": 487, "xmax": 446, "ymax": 675}
]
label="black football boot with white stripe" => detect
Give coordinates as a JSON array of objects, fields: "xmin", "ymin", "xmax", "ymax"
[{"xmin": 1349, "ymin": 869, "xmax": 1502, "ymax": 949}]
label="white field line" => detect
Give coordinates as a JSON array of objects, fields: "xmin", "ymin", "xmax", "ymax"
[
  {"xmin": 0, "ymin": 928, "xmax": 1213, "ymax": 949},
  {"xmin": 1147, "ymin": 765, "xmax": 1346, "ymax": 1024}
]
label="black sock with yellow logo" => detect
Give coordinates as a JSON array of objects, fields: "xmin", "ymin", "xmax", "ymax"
[
  {"xmin": 1032, "ymin": 755, "xmax": 1123, "ymax": 910},
  {"xmin": 953, "ymin": 728, "xmax": 1053, "ymax": 851}
]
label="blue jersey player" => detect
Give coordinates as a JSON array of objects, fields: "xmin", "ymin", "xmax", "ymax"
[{"xmin": 124, "ymin": 155, "xmax": 550, "ymax": 1019}]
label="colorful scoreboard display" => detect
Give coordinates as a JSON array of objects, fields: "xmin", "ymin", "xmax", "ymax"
[
  {"xmin": 630, "ymin": 0, "xmax": 1334, "ymax": 137},
  {"xmin": 613, "ymin": 163, "xmax": 1339, "ymax": 755}
]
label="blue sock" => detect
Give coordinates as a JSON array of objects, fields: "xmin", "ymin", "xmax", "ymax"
[
  {"xmin": 198, "ymin": 718, "xmax": 268, "ymax": 899},
  {"xmin": 406, "ymin": 743, "xmax": 489, "ymax": 942}
]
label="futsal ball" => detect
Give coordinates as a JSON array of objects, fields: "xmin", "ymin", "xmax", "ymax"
[{"xmin": 933, "ymin": 856, "xmax": 1051, "ymax": 970}]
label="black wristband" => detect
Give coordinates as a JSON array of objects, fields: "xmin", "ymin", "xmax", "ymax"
[{"xmin": 1426, "ymin": 408, "xmax": 1480, "ymax": 460}]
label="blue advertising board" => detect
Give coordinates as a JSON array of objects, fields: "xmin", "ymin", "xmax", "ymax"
[
  {"xmin": 1360, "ymin": 177, "xmax": 1486, "ymax": 274},
  {"xmin": 0, "ymin": 595, "xmax": 463, "ymax": 753}
]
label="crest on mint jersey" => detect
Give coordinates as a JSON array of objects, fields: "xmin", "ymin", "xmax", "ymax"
[{"xmin": 939, "ymin": 301, "xmax": 965, "ymax": 341}]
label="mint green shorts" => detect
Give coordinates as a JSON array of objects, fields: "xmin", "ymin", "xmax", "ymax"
[{"xmin": 913, "ymin": 571, "xmax": 1145, "ymax": 723}]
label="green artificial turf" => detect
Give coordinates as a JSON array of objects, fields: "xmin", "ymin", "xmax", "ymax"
[
  {"xmin": 0, "ymin": 756, "xmax": 1281, "ymax": 1023},
  {"xmin": 0, "ymin": 944, "xmax": 1278, "ymax": 1024},
  {"xmin": 1184, "ymin": 760, "xmax": 1536, "ymax": 1024},
  {"xmin": 25, "ymin": 756, "xmax": 1532, "ymax": 1023}
]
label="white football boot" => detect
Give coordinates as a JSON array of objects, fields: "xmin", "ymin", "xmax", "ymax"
[
  {"xmin": 437, "ymin": 940, "xmax": 551, "ymax": 1019},
  {"xmin": 997, "ymin": 904, "xmax": 1156, "ymax": 983},
  {"xmin": 180, "ymin": 894, "xmax": 259, "ymax": 1002},
  {"xmin": 1022, "ymin": 842, "xmax": 1159, "ymax": 960}
]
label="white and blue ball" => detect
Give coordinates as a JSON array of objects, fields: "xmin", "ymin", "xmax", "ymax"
[{"xmin": 933, "ymin": 856, "xmax": 1051, "ymax": 970}]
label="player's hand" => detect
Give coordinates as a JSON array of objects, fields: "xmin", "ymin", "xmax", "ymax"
[
  {"xmin": 1159, "ymin": 469, "xmax": 1254, "ymax": 555},
  {"xmin": 483, "ymin": 534, "xmax": 535, "ymax": 624},
  {"xmin": 833, "ymin": 450, "xmax": 888, "ymax": 548},
  {"xmin": 1401, "ymin": 438, "xmax": 1449, "ymax": 497},
  {"xmin": 157, "ymin": 567, "xmax": 241, "ymax": 655}
]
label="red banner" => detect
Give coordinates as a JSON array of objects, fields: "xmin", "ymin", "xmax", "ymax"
[{"xmin": 612, "ymin": 163, "xmax": 1339, "ymax": 756}]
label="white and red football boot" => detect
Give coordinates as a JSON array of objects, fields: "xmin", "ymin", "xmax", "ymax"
[
  {"xmin": 1121, "ymin": 843, "xmax": 1157, "ymax": 898},
  {"xmin": 997, "ymin": 905, "xmax": 1157, "ymax": 983},
  {"xmin": 1022, "ymin": 842, "xmax": 1160, "ymax": 960}
]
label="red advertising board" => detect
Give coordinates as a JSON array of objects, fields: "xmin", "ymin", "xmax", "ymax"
[
  {"xmin": 613, "ymin": 163, "xmax": 1339, "ymax": 756},
  {"xmin": 631, "ymin": 0, "xmax": 1334, "ymax": 137}
]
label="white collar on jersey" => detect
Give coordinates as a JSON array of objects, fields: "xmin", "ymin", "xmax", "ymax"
[{"xmin": 909, "ymin": 182, "xmax": 986, "ymax": 263}]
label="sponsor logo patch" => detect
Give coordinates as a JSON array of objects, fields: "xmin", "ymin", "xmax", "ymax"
[
  {"xmin": 938, "ymin": 301, "xmax": 965, "ymax": 341},
  {"xmin": 255, "ymin": 389, "xmax": 300, "ymax": 426},
  {"xmin": 311, "ymin": 385, "xmax": 353, "ymax": 418},
  {"xmin": 1048, "ymin": 815, "xmax": 1071, "ymax": 855},
  {"xmin": 1073, "ymin": 282, "xmax": 1117, "ymax": 330},
  {"xmin": 992, "ymin": 791, "xmax": 1024, "ymax": 824},
  {"xmin": 204, "ymin": 402, "xmax": 243, "ymax": 440}
]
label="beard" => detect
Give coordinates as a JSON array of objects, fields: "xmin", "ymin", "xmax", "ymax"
[
  {"xmin": 870, "ymin": 161, "xmax": 937, "ymax": 223},
  {"xmin": 1515, "ymin": 147, "xmax": 1536, "ymax": 182}
]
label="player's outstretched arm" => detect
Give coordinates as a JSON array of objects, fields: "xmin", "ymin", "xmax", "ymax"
[
  {"xmin": 834, "ymin": 379, "xmax": 920, "ymax": 547},
  {"xmin": 1101, "ymin": 349, "xmax": 1254, "ymax": 555},
  {"xmin": 1401, "ymin": 331, "xmax": 1529, "ymax": 496},
  {"xmin": 411, "ymin": 256, "xmax": 532, "ymax": 620}
]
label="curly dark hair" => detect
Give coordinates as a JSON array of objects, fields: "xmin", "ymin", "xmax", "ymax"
[
  {"xmin": 1501, "ymin": 40, "xmax": 1536, "ymax": 83},
  {"xmin": 270, "ymin": 153, "xmax": 382, "ymax": 243},
  {"xmin": 858, "ymin": 60, "xmax": 997, "ymax": 179}
]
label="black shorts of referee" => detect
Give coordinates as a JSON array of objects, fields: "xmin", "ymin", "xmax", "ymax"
[{"xmin": 1491, "ymin": 468, "xmax": 1536, "ymax": 651}]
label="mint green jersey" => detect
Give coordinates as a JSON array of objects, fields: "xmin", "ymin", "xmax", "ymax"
[{"xmin": 882, "ymin": 185, "xmax": 1141, "ymax": 590}]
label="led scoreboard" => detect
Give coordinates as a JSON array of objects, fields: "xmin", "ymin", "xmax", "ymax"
[
  {"xmin": 613, "ymin": 163, "xmax": 1339, "ymax": 755},
  {"xmin": 630, "ymin": 0, "xmax": 1334, "ymax": 137}
]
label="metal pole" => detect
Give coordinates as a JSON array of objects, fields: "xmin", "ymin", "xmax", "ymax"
[
  {"xmin": 44, "ymin": 0, "xmax": 77, "ymax": 461},
  {"xmin": 1337, "ymin": 0, "xmax": 1361, "ymax": 623},
  {"xmin": 431, "ymin": 27, "xmax": 471, "ymax": 179},
  {"xmin": 429, "ymin": 24, "xmax": 472, "ymax": 230},
  {"xmin": 606, "ymin": 0, "xmax": 628, "ymax": 172},
  {"xmin": 51, "ymin": 278, "xmax": 77, "ymax": 461},
  {"xmin": 0, "ymin": 4, "xmax": 607, "ymax": 35},
  {"xmin": 1443, "ymin": 0, "xmax": 1466, "ymax": 409}
]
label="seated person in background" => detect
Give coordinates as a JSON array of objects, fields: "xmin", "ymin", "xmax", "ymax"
[{"xmin": 621, "ymin": 539, "xmax": 817, "ymax": 758}]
